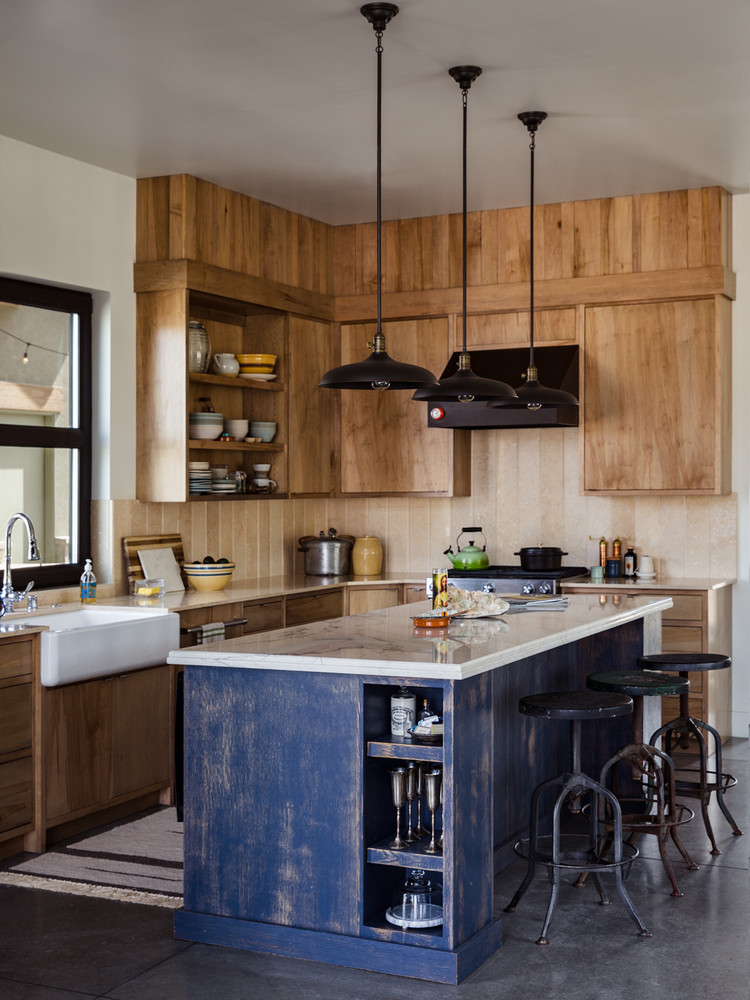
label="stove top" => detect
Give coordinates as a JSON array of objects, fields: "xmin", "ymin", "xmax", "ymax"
[{"xmin": 447, "ymin": 565, "xmax": 589, "ymax": 580}]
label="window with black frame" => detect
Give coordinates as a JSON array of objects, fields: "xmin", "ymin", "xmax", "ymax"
[{"xmin": 0, "ymin": 276, "xmax": 92, "ymax": 591}]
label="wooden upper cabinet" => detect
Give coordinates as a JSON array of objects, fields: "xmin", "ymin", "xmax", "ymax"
[
  {"xmin": 583, "ymin": 298, "xmax": 731, "ymax": 494},
  {"xmin": 339, "ymin": 318, "xmax": 470, "ymax": 496},
  {"xmin": 287, "ymin": 316, "xmax": 334, "ymax": 496}
]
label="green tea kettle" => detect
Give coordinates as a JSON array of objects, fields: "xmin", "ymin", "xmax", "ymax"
[{"xmin": 444, "ymin": 527, "xmax": 490, "ymax": 571}]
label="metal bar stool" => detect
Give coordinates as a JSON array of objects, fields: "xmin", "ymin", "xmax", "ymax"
[
  {"xmin": 641, "ymin": 653, "xmax": 742, "ymax": 854},
  {"xmin": 586, "ymin": 670, "xmax": 698, "ymax": 897},
  {"xmin": 504, "ymin": 690, "xmax": 651, "ymax": 945}
]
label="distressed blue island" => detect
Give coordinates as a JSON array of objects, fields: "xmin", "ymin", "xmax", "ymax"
[{"xmin": 167, "ymin": 593, "xmax": 670, "ymax": 984}]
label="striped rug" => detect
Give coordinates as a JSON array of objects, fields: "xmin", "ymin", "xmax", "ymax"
[{"xmin": 0, "ymin": 806, "xmax": 183, "ymax": 907}]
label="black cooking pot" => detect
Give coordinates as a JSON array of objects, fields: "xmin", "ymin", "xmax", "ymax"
[{"xmin": 515, "ymin": 546, "xmax": 568, "ymax": 571}]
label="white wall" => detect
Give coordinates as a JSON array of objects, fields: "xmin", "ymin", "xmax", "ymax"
[
  {"xmin": 0, "ymin": 135, "xmax": 136, "ymax": 502},
  {"xmin": 731, "ymin": 192, "xmax": 750, "ymax": 737}
]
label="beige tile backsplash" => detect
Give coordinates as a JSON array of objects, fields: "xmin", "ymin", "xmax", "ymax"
[{"xmin": 97, "ymin": 427, "xmax": 738, "ymax": 594}]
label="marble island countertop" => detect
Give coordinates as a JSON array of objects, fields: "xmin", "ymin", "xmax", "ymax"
[
  {"xmin": 561, "ymin": 575, "xmax": 734, "ymax": 592},
  {"xmin": 167, "ymin": 592, "xmax": 672, "ymax": 681}
]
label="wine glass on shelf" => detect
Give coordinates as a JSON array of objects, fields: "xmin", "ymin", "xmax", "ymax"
[
  {"xmin": 404, "ymin": 762, "xmax": 418, "ymax": 843},
  {"xmin": 413, "ymin": 762, "xmax": 428, "ymax": 838},
  {"xmin": 388, "ymin": 766, "xmax": 408, "ymax": 849},
  {"xmin": 424, "ymin": 768, "xmax": 443, "ymax": 855},
  {"xmin": 438, "ymin": 775, "xmax": 444, "ymax": 849}
]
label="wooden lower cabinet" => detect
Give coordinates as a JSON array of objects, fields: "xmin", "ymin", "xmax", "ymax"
[
  {"xmin": 0, "ymin": 634, "xmax": 36, "ymax": 849},
  {"xmin": 286, "ymin": 589, "xmax": 344, "ymax": 625},
  {"xmin": 402, "ymin": 582, "xmax": 429, "ymax": 605},
  {"xmin": 347, "ymin": 586, "xmax": 401, "ymax": 616},
  {"xmin": 563, "ymin": 584, "xmax": 732, "ymax": 737},
  {"xmin": 43, "ymin": 665, "xmax": 171, "ymax": 829}
]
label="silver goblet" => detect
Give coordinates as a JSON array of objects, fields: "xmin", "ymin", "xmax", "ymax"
[
  {"xmin": 388, "ymin": 766, "xmax": 408, "ymax": 849},
  {"xmin": 424, "ymin": 768, "xmax": 443, "ymax": 854},
  {"xmin": 404, "ymin": 762, "xmax": 418, "ymax": 843},
  {"xmin": 413, "ymin": 762, "xmax": 428, "ymax": 838}
]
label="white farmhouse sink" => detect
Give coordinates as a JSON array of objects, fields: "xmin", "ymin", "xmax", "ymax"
[{"xmin": 22, "ymin": 606, "xmax": 181, "ymax": 687}]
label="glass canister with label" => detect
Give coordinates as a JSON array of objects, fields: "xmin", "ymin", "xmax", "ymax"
[{"xmin": 188, "ymin": 320, "xmax": 211, "ymax": 373}]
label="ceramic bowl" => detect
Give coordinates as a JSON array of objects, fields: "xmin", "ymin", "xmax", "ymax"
[
  {"xmin": 189, "ymin": 412, "xmax": 223, "ymax": 422},
  {"xmin": 183, "ymin": 562, "xmax": 235, "ymax": 592},
  {"xmin": 189, "ymin": 424, "xmax": 223, "ymax": 440},
  {"xmin": 239, "ymin": 364, "xmax": 275, "ymax": 374},
  {"xmin": 224, "ymin": 419, "xmax": 249, "ymax": 439},
  {"xmin": 236, "ymin": 354, "xmax": 276, "ymax": 366},
  {"xmin": 250, "ymin": 421, "xmax": 277, "ymax": 442}
]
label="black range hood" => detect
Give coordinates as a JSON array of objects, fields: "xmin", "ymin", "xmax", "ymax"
[{"xmin": 426, "ymin": 344, "xmax": 579, "ymax": 429}]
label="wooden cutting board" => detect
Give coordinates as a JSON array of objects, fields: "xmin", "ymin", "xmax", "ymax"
[{"xmin": 122, "ymin": 534, "xmax": 185, "ymax": 586}]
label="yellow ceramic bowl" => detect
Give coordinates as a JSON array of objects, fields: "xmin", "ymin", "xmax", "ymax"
[
  {"xmin": 235, "ymin": 354, "xmax": 277, "ymax": 366},
  {"xmin": 239, "ymin": 364, "xmax": 274, "ymax": 374},
  {"xmin": 183, "ymin": 562, "xmax": 235, "ymax": 592}
]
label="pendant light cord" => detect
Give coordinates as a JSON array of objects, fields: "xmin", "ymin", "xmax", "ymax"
[
  {"xmin": 375, "ymin": 28, "xmax": 384, "ymax": 339},
  {"xmin": 528, "ymin": 126, "xmax": 536, "ymax": 369},
  {"xmin": 461, "ymin": 87, "xmax": 468, "ymax": 354}
]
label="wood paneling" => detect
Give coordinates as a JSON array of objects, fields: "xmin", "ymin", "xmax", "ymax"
[
  {"xmin": 287, "ymin": 315, "xmax": 334, "ymax": 497},
  {"xmin": 136, "ymin": 175, "xmax": 335, "ymax": 297},
  {"xmin": 332, "ymin": 188, "xmax": 730, "ymax": 299}
]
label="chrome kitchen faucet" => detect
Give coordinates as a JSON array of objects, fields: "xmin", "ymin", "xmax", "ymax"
[{"xmin": 0, "ymin": 512, "xmax": 41, "ymax": 612}]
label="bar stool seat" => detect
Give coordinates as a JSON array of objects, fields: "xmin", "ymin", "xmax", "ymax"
[
  {"xmin": 639, "ymin": 653, "xmax": 742, "ymax": 855},
  {"xmin": 504, "ymin": 690, "xmax": 651, "ymax": 945},
  {"xmin": 586, "ymin": 670, "xmax": 698, "ymax": 896}
]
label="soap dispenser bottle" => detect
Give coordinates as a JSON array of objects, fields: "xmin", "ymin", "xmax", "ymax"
[{"xmin": 80, "ymin": 558, "xmax": 97, "ymax": 604}]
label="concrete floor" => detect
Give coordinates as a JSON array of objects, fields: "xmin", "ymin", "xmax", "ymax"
[{"xmin": 1, "ymin": 739, "xmax": 747, "ymax": 1000}]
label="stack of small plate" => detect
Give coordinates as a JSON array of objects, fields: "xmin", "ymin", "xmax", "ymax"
[
  {"xmin": 211, "ymin": 478, "xmax": 237, "ymax": 495},
  {"xmin": 188, "ymin": 461, "xmax": 212, "ymax": 494}
]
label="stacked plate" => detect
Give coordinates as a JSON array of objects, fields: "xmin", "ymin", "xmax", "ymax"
[
  {"xmin": 188, "ymin": 461, "xmax": 212, "ymax": 494},
  {"xmin": 211, "ymin": 478, "xmax": 237, "ymax": 494}
]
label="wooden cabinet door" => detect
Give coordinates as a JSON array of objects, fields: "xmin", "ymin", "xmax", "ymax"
[
  {"xmin": 44, "ymin": 678, "xmax": 111, "ymax": 821},
  {"xmin": 348, "ymin": 587, "xmax": 400, "ymax": 616},
  {"xmin": 111, "ymin": 667, "xmax": 171, "ymax": 798},
  {"xmin": 583, "ymin": 299, "xmax": 729, "ymax": 493},
  {"xmin": 339, "ymin": 318, "xmax": 470, "ymax": 495},
  {"xmin": 288, "ymin": 315, "xmax": 335, "ymax": 496}
]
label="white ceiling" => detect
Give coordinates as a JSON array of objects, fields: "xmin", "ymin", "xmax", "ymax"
[{"xmin": 3, "ymin": 0, "xmax": 749, "ymax": 226}]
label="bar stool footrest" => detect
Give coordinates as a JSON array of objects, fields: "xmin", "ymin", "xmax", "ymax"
[{"xmin": 513, "ymin": 833, "xmax": 639, "ymax": 871}]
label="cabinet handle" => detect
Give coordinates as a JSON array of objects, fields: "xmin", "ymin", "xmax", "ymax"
[{"xmin": 180, "ymin": 618, "xmax": 247, "ymax": 635}]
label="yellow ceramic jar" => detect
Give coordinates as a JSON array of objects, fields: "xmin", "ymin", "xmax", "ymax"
[{"xmin": 351, "ymin": 536, "xmax": 383, "ymax": 576}]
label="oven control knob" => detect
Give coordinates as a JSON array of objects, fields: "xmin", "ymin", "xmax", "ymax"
[
  {"xmin": 522, "ymin": 583, "xmax": 535, "ymax": 594},
  {"xmin": 482, "ymin": 582, "xmax": 495, "ymax": 593},
  {"xmin": 538, "ymin": 582, "xmax": 552, "ymax": 595}
]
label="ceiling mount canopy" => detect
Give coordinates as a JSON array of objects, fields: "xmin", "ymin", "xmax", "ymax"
[
  {"xmin": 319, "ymin": 3, "xmax": 438, "ymax": 392},
  {"xmin": 488, "ymin": 112, "xmax": 579, "ymax": 411},
  {"xmin": 414, "ymin": 67, "xmax": 517, "ymax": 404}
]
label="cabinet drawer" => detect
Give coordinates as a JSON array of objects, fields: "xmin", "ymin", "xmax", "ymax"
[
  {"xmin": 402, "ymin": 584, "xmax": 429, "ymax": 605},
  {"xmin": 0, "ymin": 683, "xmax": 32, "ymax": 755},
  {"xmin": 243, "ymin": 599, "xmax": 284, "ymax": 634},
  {"xmin": 0, "ymin": 637, "xmax": 33, "ymax": 682},
  {"xmin": 0, "ymin": 757, "xmax": 32, "ymax": 834},
  {"xmin": 662, "ymin": 626, "xmax": 703, "ymax": 653},
  {"xmin": 286, "ymin": 589, "xmax": 344, "ymax": 626},
  {"xmin": 662, "ymin": 594, "xmax": 704, "ymax": 623}
]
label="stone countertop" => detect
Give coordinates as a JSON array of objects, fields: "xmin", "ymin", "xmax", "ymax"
[
  {"xmin": 0, "ymin": 573, "xmax": 429, "ymax": 622},
  {"xmin": 561, "ymin": 576, "xmax": 735, "ymax": 592},
  {"xmin": 167, "ymin": 593, "xmax": 672, "ymax": 681}
]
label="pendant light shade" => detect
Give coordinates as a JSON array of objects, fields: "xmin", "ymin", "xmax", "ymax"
[
  {"xmin": 319, "ymin": 4, "xmax": 438, "ymax": 392},
  {"xmin": 489, "ymin": 112, "xmax": 578, "ymax": 410},
  {"xmin": 414, "ymin": 67, "xmax": 517, "ymax": 404}
]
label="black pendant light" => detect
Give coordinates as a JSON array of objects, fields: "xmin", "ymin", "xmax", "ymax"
[
  {"xmin": 414, "ymin": 67, "xmax": 517, "ymax": 404},
  {"xmin": 488, "ymin": 112, "xmax": 579, "ymax": 410},
  {"xmin": 319, "ymin": 4, "xmax": 438, "ymax": 392}
]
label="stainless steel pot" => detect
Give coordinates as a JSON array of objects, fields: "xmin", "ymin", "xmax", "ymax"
[
  {"xmin": 514, "ymin": 546, "xmax": 568, "ymax": 571},
  {"xmin": 298, "ymin": 528, "xmax": 355, "ymax": 576}
]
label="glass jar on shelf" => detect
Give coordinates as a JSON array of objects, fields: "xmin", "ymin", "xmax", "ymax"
[{"xmin": 188, "ymin": 321, "xmax": 211, "ymax": 373}]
